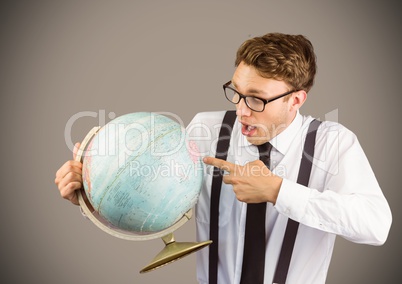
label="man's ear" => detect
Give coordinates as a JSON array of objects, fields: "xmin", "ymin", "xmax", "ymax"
[{"xmin": 290, "ymin": 90, "xmax": 307, "ymax": 111}]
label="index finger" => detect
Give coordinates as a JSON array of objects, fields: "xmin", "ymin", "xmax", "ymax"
[{"xmin": 203, "ymin": 156, "xmax": 236, "ymax": 172}]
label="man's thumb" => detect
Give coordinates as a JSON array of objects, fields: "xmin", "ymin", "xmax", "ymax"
[{"xmin": 73, "ymin": 142, "xmax": 81, "ymax": 160}]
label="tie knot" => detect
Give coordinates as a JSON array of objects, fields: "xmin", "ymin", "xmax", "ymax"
[
  {"xmin": 257, "ymin": 142, "xmax": 272, "ymax": 156},
  {"xmin": 257, "ymin": 142, "xmax": 272, "ymax": 168}
]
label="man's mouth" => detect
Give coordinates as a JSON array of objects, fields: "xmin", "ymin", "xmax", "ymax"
[{"xmin": 241, "ymin": 123, "xmax": 257, "ymax": 136}]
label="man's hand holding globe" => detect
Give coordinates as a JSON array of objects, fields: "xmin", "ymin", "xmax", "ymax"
[{"xmin": 55, "ymin": 142, "xmax": 82, "ymax": 206}]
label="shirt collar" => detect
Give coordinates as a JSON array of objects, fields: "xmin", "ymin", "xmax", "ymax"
[{"xmin": 236, "ymin": 111, "xmax": 302, "ymax": 156}]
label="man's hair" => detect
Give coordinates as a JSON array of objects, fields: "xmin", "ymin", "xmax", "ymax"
[{"xmin": 235, "ymin": 33, "xmax": 317, "ymax": 93}]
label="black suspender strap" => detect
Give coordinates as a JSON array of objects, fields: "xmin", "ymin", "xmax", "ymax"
[
  {"xmin": 209, "ymin": 110, "xmax": 237, "ymax": 284},
  {"xmin": 273, "ymin": 119, "xmax": 322, "ymax": 284}
]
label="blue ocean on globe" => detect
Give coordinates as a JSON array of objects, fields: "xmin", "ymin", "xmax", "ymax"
[{"xmin": 82, "ymin": 112, "xmax": 203, "ymax": 232}]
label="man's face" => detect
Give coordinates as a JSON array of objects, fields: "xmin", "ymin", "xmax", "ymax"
[{"xmin": 231, "ymin": 62, "xmax": 297, "ymax": 145}]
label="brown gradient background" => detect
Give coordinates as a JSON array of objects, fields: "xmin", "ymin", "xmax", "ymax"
[{"xmin": 1, "ymin": 0, "xmax": 401, "ymax": 283}]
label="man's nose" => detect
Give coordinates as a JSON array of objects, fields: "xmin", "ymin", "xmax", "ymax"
[{"xmin": 236, "ymin": 98, "xmax": 251, "ymax": 117}]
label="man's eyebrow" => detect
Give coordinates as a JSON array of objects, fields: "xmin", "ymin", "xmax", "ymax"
[{"xmin": 232, "ymin": 81, "xmax": 267, "ymax": 96}]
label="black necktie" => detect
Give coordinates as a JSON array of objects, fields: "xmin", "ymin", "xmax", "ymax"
[{"xmin": 240, "ymin": 142, "xmax": 272, "ymax": 284}]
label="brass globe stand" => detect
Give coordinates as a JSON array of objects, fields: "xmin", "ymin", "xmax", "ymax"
[
  {"xmin": 75, "ymin": 126, "xmax": 212, "ymax": 273},
  {"xmin": 139, "ymin": 226, "xmax": 212, "ymax": 273}
]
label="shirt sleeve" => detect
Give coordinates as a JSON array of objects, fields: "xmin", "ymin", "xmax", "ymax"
[{"xmin": 274, "ymin": 123, "xmax": 392, "ymax": 246}]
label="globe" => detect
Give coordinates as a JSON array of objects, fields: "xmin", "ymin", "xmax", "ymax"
[{"xmin": 80, "ymin": 112, "xmax": 203, "ymax": 233}]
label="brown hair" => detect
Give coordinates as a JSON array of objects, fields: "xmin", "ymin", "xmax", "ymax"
[{"xmin": 235, "ymin": 33, "xmax": 317, "ymax": 93}]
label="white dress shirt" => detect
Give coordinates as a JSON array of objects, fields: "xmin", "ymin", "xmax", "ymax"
[{"xmin": 186, "ymin": 111, "xmax": 392, "ymax": 284}]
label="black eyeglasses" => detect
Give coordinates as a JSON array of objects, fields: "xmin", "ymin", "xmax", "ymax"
[{"xmin": 223, "ymin": 81, "xmax": 296, "ymax": 112}]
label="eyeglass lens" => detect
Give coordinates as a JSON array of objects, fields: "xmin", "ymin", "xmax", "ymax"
[{"xmin": 224, "ymin": 88, "xmax": 265, "ymax": 112}]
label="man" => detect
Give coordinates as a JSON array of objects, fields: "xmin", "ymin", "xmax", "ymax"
[{"xmin": 56, "ymin": 33, "xmax": 392, "ymax": 283}]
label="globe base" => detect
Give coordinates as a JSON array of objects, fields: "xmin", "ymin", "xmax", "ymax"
[{"xmin": 140, "ymin": 233, "xmax": 212, "ymax": 273}]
